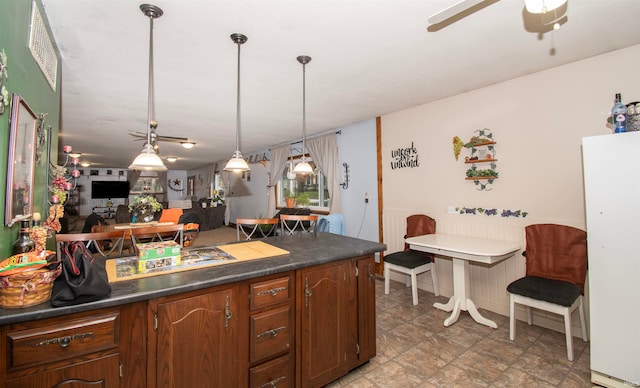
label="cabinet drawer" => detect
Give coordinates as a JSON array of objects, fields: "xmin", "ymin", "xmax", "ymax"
[
  {"xmin": 250, "ymin": 305, "xmax": 290, "ymax": 363},
  {"xmin": 6, "ymin": 312, "xmax": 120, "ymax": 370},
  {"xmin": 250, "ymin": 354, "xmax": 293, "ymax": 388},
  {"xmin": 250, "ymin": 276, "xmax": 290, "ymax": 310}
]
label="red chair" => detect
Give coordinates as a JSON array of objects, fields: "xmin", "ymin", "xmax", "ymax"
[{"xmin": 383, "ymin": 214, "xmax": 439, "ymax": 305}]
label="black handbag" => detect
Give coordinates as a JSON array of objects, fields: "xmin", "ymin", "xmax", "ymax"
[{"xmin": 51, "ymin": 241, "xmax": 112, "ymax": 307}]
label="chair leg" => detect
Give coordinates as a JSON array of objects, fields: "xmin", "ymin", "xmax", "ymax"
[
  {"xmin": 384, "ymin": 266, "xmax": 390, "ymax": 295},
  {"xmin": 578, "ymin": 296, "xmax": 588, "ymax": 341},
  {"xmin": 431, "ymin": 264, "xmax": 439, "ymax": 297},
  {"xmin": 527, "ymin": 306, "xmax": 533, "ymax": 325},
  {"xmin": 410, "ymin": 270, "xmax": 418, "ymax": 305},
  {"xmin": 509, "ymin": 293, "xmax": 516, "ymax": 341},
  {"xmin": 563, "ymin": 306, "xmax": 574, "ymax": 361}
]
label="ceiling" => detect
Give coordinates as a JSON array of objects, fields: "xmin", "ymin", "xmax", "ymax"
[{"xmin": 41, "ymin": 0, "xmax": 640, "ymax": 171}]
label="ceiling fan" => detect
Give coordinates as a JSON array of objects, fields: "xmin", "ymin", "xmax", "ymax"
[
  {"xmin": 428, "ymin": 0, "xmax": 497, "ymax": 25},
  {"xmin": 129, "ymin": 121, "xmax": 196, "ymax": 149},
  {"xmin": 428, "ymin": 0, "xmax": 567, "ymax": 30}
]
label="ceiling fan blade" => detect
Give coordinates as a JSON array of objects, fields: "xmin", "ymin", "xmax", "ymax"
[
  {"xmin": 157, "ymin": 135, "xmax": 189, "ymax": 143},
  {"xmin": 428, "ymin": 0, "xmax": 485, "ymax": 24},
  {"xmin": 128, "ymin": 130, "xmax": 147, "ymax": 138}
]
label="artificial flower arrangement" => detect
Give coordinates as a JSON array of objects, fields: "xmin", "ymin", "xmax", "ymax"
[{"xmin": 128, "ymin": 195, "xmax": 163, "ymax": 222}]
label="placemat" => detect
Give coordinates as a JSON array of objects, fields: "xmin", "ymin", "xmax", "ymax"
[{"xmin": 105, "ymin": 241, "xmax": 289, "ymax": 283}]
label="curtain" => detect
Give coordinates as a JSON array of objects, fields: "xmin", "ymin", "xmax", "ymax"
[
  {"xmin": 127, "ymin": 170, "xmax": 142, "ymax": 191},
  {"xmin": 267, "ymin": 145, "xmax": 290, "ymax": 217},
  {"xmin": 157, "ymin": 171, "xmax": 168, "ymax": 203},
  {"xmin": 306, "ymin": 133, "xmax": 341, "ymax": 213}
]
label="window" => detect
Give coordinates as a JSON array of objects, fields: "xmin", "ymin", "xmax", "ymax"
[
  {"xmin": 277, "ymin": 158, "xmax": 330, "ymax": 211},
  {"xmin": 130, "ymin": 177, "xmax": 164, "ymax": 194}
]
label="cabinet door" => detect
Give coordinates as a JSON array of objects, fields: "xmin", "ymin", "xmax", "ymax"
[
  {"xmin": 297, "ymin": 261, "xmax": 349, "ymax": 388},
  {"xmin": 154, "ymin": 288, "xmax": 239, "ymax": 388},
  {"xmin": 354, "ymin": 256, "xmax": 376, "ymax": 365},
  {"xmin": 6, "ymin": 354, "xmax": 120, "ymax": 388}
]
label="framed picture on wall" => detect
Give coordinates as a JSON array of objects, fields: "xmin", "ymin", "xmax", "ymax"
[
  {"xmin": 90, "ymin": 170, "xmax": 98, "ymax": 176},
  {"xmin": 4, "ymin": 94, "xmax": 38, "ymax": 226},
  {"xmin": 106, "ymin": 169, "xmax": 112, "ymax": 175}
]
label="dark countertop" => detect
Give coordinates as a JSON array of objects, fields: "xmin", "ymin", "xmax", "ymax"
[{"xmin": 0, "ymin": 233, "xmax": 386, "ymax": 326}]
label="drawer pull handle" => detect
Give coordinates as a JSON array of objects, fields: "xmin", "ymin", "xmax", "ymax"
[
  {"xmin": 257, "ymin": 326, "xmax": 286, "ymax": 339},
  {"xmin": 36, "ymin": 332, "xmax": 94, "ymax": 348},
  {"xmin": 257, "ymin": 287, "xmax": 286, "ymax": 297},
  {"xmin": 258, "ymin": 375, "xmax": 286, "ymax": 388}
]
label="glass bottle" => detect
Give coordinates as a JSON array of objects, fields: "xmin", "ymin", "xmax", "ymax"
[
  {"xmin": 612, "ymin": 93, "xmax": 627, "ymax": 133},
  {"xmin": 12, "ymin": 220, "xmax": 35, "ymax": 255}
]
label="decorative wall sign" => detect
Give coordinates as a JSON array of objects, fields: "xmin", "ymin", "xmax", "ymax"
[
  {"xmin": 456, "ymin": 128, "xmax": 498, "ymax": 191},
  {"xmin": 390, "ymin": 142, "xmax": 419, "ymax": 169},
  {"xmin": 0, "ymin": 48, "xmax": 9, "ymax": 115},
  {"xmin": 35, "ymin": 114, "xmax": 47, "ymax": 164}
]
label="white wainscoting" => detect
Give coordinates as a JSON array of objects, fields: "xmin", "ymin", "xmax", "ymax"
[{"xmin": 382, "ymin": 208, "xmax": 589, "ymax": 336}]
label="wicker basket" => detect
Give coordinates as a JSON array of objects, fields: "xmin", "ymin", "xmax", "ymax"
[{"xmin": 0, "ymin": 266, "xmax": 61, "ymax": 309}]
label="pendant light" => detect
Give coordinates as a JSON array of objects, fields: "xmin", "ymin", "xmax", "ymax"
[
  {"xmin": 224, "ymin": 33, "xmax": 250, "ymax": 172},
  {"xmin": 129, "ymin": 4, "xmax": 167, "ymax": 171},
  {"xmin": 293, "ymin": 55, "xmax": 313, "ymax": 174}
]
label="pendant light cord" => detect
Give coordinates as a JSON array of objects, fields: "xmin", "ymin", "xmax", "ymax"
[
  {"xmin": 235, "ymin": 39, "xmax": 241, "ymax": 153},
  {"xmin": 147, "ymin": 15, "xmax": 155, "ymax": 147},
  {"xmin": 301, "ymin": 60, "xmax": 306, "ymax": 159}
]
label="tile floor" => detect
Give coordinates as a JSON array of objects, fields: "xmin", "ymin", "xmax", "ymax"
[{"xmin": 327, "ymin": 278, "xmax": 592, "ymax": 387}]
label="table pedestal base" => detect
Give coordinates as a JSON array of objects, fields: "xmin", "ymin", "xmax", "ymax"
[{"xmin": 433, "ymin": 258, "xmax": 498, "ymax": 328}]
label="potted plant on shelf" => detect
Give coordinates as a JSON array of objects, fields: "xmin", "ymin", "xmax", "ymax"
[
  {"xmin": 285, "ymin": 190, "xmax": 296, "ymax": 208},
  {"xmin": 128, "ymin": 195, "xmax": 163, "ymax": 223},
  {"xmin": 296, "ymin": 192, "xmax": 310, "ymax": 208}
]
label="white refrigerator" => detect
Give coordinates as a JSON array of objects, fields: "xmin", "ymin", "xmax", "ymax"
[{"xmin": 582, "ymin": 132, "xmax": 640, "ymax": 387}]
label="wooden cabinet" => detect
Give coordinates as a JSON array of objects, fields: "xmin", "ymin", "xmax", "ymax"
[
  {"xmin": 2, "ymin": 307, "xmax": 126, "ymax": 388},
  {"xmin": 148, "ymin": 286, "xmax": 240, "ymax": 388},
  {"xmin": 297, "ymin": 260, "xmax": 350, "ymax": 387},
  {"xmin": 296, "ymin": 255, "xmax": 376, "ymax": 388},
  {"xmin": 248, "ymin": 274, "xmax": 294, "ymax": 388},
  {"xmin": 0, "ymin": 252, "xmax": 378, "ymax": 388},
  {"xmin": 352, "ymin": 255, "xmax": 377, "ymax": 367}
]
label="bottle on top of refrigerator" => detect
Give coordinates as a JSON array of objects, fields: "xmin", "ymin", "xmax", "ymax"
[{"xmin": 612, "ymin": 93, "xmax": 627, "ymax": 133}]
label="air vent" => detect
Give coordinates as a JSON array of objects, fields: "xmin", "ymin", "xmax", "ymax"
[{"xmin": 29, "ymin": 2, "xmax": 57, "ymax": 91}]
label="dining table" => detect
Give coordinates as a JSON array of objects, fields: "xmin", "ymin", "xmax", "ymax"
[{"xmin": 405, "ymin": 233, "xmax": 520, "ymax": 328}]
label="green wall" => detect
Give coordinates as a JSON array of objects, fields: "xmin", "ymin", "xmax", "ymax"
[{"xmin": 0, "ymin": 0, "xmax": 61, "ymax": 257}]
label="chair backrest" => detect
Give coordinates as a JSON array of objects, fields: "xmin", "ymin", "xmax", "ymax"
[
  {"xmin": 280, "ymin": 214, "xmax": 318, "ymax": 236},
  {"xmin": 129, "ymin": 224, "xmax": 184, "ymax": 251},
  {"xmin": 159, "ymin": 208, "xmax": 183, "ymax": 224},
  {"xmin": 236, "ymin": 218, "xmax": 279, "ymax": 241},
  {"xmin": 524, "ymin": 224, "xmax": 588, "ymax": 291},
  {"xmin": 318, "ymin": 213, "xmax": 344, "ymax": 235},
  {"xmin": 115, "ymin": 205, "xmax": 131, "ymax": 224},
  {"xmin": 56, "ymin": 230, "xmax": 131, "ymax": 259},
  {"xmin": 404, "ymin": 214, "xmax": 436, "ymax": 251}
]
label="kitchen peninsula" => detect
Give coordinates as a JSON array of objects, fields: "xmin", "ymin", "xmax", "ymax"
[{"xmin": 0, "ymin": 233, "xmax": 385, "ymax": 388}]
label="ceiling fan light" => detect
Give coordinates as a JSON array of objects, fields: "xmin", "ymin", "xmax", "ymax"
[
  {"xmin": 129, "ymin": 143, "xmax": 168, "ymax": 171},
  {"xmin": 181, "ymin": 141, "xmax": 196, "ymax": 149},
  {"xmin": 224, "ymin": 150, "xmax": 250, "ymax": 172},
  {"xmin": 524, "ymin": 0, "xmax": 567, "ymax": 14},
  {"xmin": 166, "ymin": 156, "xmax": 177, "ymax": 162},
  {"xmin": 293, "ymin": 160, "xmax": 314, "ymax": 174}
]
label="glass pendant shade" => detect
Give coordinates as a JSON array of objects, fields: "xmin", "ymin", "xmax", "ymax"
[
  {"xmin": 524, "ymin": 0, "xmax": 567, "ymax": 13},
  {"xmin": 129, "ymin": 143, "xmax": 167, "ymax": 170},
  {"xmin": 293, "ymin": 160, "xmax": 313, "ymax": 174},
  {"xmin": 224, "ymin": 150, "xmax": 250, "ymax": 172}
]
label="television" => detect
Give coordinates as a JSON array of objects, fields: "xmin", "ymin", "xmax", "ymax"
[{"xmin": 91, "ymin": 181, "xmax": 130, "ymax": 199}]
